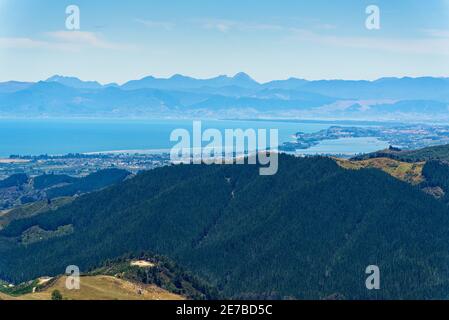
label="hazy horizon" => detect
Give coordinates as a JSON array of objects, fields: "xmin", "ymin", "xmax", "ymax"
[
  {"xmin": 4, "ymin": 72, "xmax": 449, "ymax": 86},
  {"xmin": 1, "ymin": 0, "xmax": 449, "ymax": 83}
]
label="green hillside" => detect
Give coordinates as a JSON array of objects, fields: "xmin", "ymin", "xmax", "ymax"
[
  {"xmin": 44, "ymin": 169, "xmax": 131, "ymax": 199},
  {"xmin": 352, "ymin": 144, "xmax": 449, "ymax": 162},
  {"xmin": 33, "ymin": 174, "xmax": 77, "ymax": 190},
  {"xmin": 2, "ymin": 155, "xmax": 449, "ymax": 299},
  {"xmin": 0, "ymin": 254, "xmax": 216, "ymax": 300},
  {"xmin": 0, "ymin": 174, "xmax": 28, "ymax": 189},
  {"xmin": 0, "ymin": 169, "xmax": 130, "ymax": 210},
  {"xmin": 0, "ymin": 275, "xmax": 184, "ymax": 300},
  {"xmin": 0, "ymin": 197, "xmax": 73, "ymax": 230}
]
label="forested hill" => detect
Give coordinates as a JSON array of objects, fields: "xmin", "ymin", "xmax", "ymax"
[
  {"xmin": 0, "ymin": 169, "xmax": 130, "ymax": 210},
  {"xmin": 352, "ymin": 144, "xmax": 449, "ymax": 162},
  {"xmin": 2, "ymin": 155, "xmax": 449, "ymax": 299}
]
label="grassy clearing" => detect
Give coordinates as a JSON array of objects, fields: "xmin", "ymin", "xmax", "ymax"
[
  {"xmin": 336, "ymin": 157, "xmax": 425, "ymax": 185},
  {"xmin": 0, "ymin": 276, "xmax": 184, "ymax": 300}
]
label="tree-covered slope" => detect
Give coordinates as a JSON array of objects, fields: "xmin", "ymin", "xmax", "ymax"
[
  {"xmin": 43, "ymin": 169, "xmax": 131, "ymax": 199},
  {"xmin": 33, "ymin": 174, "xmax": 77, "ymax": 190},
  {"xmin": 0, "ymin": 174, "xmax": 28, "ymax": 189},
  {"xmin": 0, "ymin": 169, "xmax": 130, "ymax": 210},
  {"xmin": 0, "ymin": 254, "xmax": 217, "ymax": 300},
  {"xmin": 1, "ymin": 155, "xmax": 449, "ymax": 299},
  {"xmin": 353, "ymin": 144, "xmax": 449, "ymax": 163}
]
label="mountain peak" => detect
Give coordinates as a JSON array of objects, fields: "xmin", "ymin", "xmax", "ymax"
[
  {"xmin": 170, "ymin": 74, "xmax": 192, "ymax": 80},
  {"xmin": 45, "ymin": 75, "xmax": 103, "ymax": 89},
  {"xmin": 233, "ymin": 72, "xmax": 254, "ymax": 81},
  {"xmin": 46, "ymin": 75, "xmax": 73, "ymax": 81}
]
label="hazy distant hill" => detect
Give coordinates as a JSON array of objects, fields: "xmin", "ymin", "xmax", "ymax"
[
  {"xmin": 46, "ymin": 75, "xmax": 106, "ymax": 90},
  {"xmin": 0, "ymin": 81, "xmax": 33, "ymax": 93},
  {"xmin": 299, "ymin": 77, "xmax": 449, "ymax": 101},
  {"xmin": 3, "ymin": 154, "xmax": 449, "ymax": 299},
  {"xmin": 0, "ymin": 74, "xmax": 448, "ymax": 119},
  {"xmin": 122, "ymin": 72, "xmax": 260, "ymax": 90}
]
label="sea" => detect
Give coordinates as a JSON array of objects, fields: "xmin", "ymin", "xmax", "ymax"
[{"xmin": 0, "ymin": 118, "xmax": 389, "ymax": 157}]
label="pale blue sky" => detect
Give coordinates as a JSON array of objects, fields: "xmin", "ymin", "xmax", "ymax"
[{"xmin": 0, "ymin": 0, "xmax": 449, "ymax": 83}]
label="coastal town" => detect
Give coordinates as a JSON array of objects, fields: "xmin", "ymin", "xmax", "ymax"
[
  {"xmin": 280, "ymin": 124, "xmax": 449, "ymax": 152},
  {"xmin": 0, "ymin": 153, "xmax": 171, "ymax": 180},
  {"xmin": 4, "ymin": 123, "xmax": 449, "ymax": 180}
]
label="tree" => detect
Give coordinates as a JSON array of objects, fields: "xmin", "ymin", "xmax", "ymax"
[{"xmin": 51, "ymin": 290, "xmax": 63, "ymax": 300}]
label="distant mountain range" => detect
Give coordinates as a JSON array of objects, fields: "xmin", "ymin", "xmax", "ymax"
[{"xmin": 0, "ymin": 73, "xmax": 448, "ymax": 120}]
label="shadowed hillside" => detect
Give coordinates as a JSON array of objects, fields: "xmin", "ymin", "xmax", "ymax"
[{"xmin": 2, "ymin": 155, "xmax": 449, "ymax": 299}]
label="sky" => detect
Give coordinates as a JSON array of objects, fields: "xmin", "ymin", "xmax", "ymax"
[{"xmin": 0, "ymin": 0, "xmax": 449, "ymax": 84}]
